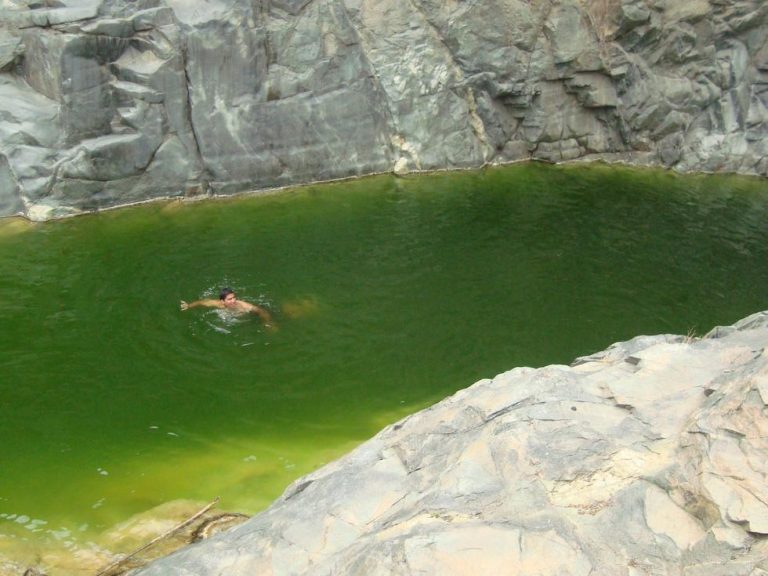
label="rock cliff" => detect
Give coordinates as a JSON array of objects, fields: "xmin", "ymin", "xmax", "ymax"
[
  {"xmin": 132, "ymin": 311, "xmax": 768, "ymax": 575},
  {"xmin": 0, "ymin": 0, "xmax": 766, "ymax": 220}
]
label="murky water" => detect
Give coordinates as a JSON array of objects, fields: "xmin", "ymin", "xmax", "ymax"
[{"xmin": 1, "ymin": 163, "xmax": 767, "ymax": 572}]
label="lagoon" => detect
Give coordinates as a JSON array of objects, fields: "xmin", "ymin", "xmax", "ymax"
[{"xmin": 1, "ymin": 163, "xmax": 767, "ymax": 572}]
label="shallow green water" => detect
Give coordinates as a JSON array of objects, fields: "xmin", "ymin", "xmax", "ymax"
[{"xmin": 1, "ymin": 163, "xmax": 767, "ymax": 566}]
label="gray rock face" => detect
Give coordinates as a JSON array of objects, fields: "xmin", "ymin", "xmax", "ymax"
[
  {"xmin": 0, "ymin": 0, "xmax": 767, "ymax": 219},
  {"xmin": 133, "ymin": 311, "xmax": 768, "ymax": 575}
]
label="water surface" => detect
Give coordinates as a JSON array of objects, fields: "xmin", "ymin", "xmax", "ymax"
[{"xmin": 0, "ymin": 163, "xmax": 767, "ymax": 570}]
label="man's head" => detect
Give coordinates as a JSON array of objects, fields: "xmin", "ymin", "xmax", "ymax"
[{"xmin": 219, "ymin": 288, "xmax": 237, "ymax": 307}]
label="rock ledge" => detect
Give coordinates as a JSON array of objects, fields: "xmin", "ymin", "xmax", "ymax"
[{"xmin": 134, "ymin": 311, "xmax": 768, "ymax": 576}]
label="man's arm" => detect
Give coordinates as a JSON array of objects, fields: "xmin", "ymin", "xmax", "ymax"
[
  {"xmin": 244, "ymin": 302, "xmax": 276, "ymax": 328},
  {"xmin": 180, "ymin": 299, "xmax": 223, "ymax": 311}
]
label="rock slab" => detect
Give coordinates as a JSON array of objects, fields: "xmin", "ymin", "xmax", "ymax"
[
  {"xmin": 133, "ymin": 311, "xmax": 768, "ymax": 575},
  {"xmin": 1, "ymin": 0, "xmax": 767, "ymax": 219}
]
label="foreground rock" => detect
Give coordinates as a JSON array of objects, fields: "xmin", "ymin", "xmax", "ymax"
[
  {"xmin": 132, "ymin": 311, "xmax": 768, "ymax": 575},
  {"xmin": 1, "ymin": 0, "xmax": 767, "ymax": 219}
]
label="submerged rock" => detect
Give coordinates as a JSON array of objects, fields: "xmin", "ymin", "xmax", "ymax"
[
  {"xmin": 132, "ymin": 311, "xmax": 768, "ymax": 575},
  {"xmin": 0, "ymin": 0, "xmax": 767, "ymax": 219},
  {"xmin": 0, "ymin": 500, "xmax": 248, "ymax": 576}
]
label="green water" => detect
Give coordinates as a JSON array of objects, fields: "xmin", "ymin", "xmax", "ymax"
[{"xmin": 1, "ymin": 163, "xmax": 767, "ymax": 567}]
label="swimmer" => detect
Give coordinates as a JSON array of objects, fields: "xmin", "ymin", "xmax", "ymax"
[{"xmin": 181, "ymin": 288, "xmax": 276, "ymax": 329}]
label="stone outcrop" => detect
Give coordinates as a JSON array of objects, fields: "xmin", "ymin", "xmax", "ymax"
[
  {"xmin": 132, "ymin": 311, "xmax": 768, "ymax": 575},
  {"xmin": 0, "ymin": 0, "xmax": 766, "ymax": 220}
]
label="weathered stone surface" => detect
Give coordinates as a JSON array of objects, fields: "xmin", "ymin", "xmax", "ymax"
[
  {"xmin": 0, "ymin": 154, "xmax": 23, "ymax": 216},
  {"xmin": 0, "ymin": 0, "xmax": 766, "ymax": 219},
  {"xmin": 0, "ymin": 26, "xmax": 22, "ymax": 70},
  {"xmin": 133, "ymin": 311, "xmax": 768, "ymax": 575}
]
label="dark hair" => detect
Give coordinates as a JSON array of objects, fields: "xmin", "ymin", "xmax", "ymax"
[{"xmin": 219, "ymin": 287, "xmax": 235, "ymax": 301}]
